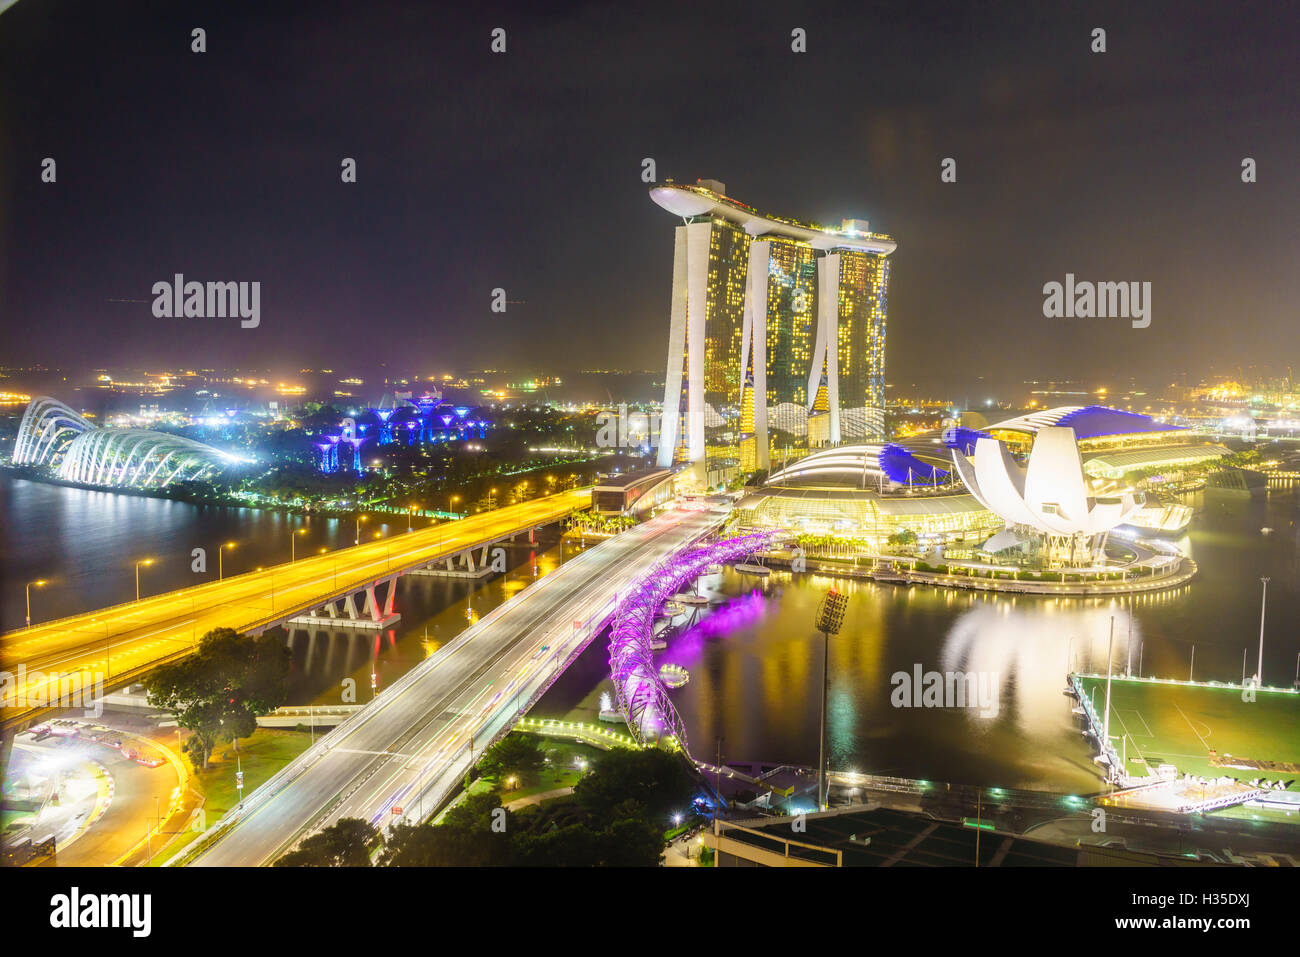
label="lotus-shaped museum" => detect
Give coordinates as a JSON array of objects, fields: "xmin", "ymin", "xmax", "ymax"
[{"xmin": 950, "ymin": 426, "xmax": 1142, "ymax": 537}]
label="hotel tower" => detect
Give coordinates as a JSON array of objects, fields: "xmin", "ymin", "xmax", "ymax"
[{"xmin": 651, "ymin": 179, "xmax": 896, "ymax": 483}]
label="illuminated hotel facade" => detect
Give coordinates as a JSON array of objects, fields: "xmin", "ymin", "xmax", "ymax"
[{"xmin": 652, "ymin": 179, "xmax": 895, "ymax": 483}]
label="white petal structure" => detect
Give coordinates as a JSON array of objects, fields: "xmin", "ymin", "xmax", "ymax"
[{"xmin": 951, "ymin": 426, "xmax": 1141, "ymax": 536}]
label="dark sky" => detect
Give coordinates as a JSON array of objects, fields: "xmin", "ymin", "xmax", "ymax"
[{"xmin": 2, "ymin": 0, "xmax": 1297, "ymax": 391}]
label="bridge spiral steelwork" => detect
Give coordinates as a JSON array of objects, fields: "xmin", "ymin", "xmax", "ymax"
[
  {"xmin": 607, "ymin": 530, "xmax": 780, "ymax": 757},
  {"xmin": 11, "ymin": 396, "xmax": 249, "ymax": 489}
]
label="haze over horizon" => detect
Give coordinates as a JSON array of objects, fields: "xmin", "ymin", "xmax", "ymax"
[{"xmin": 3, "ymin": 0, "xmax": 1296, "ymax": 388}]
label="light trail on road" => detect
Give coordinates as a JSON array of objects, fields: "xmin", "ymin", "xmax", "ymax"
[
  {"xmin": 1, "ymin": 490, "xmax": 591, "ymax": 730},
  {"xmin": 184, "ymin": 504, "xmax": 724, "ymax": 867}
]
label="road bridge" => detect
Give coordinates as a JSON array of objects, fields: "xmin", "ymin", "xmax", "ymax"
[
  {"xmin": 0, "ymin": 489, "xmax": 591, "ymax": 732},
  {"xmin": 181, "ymin": 503, "xmax": 726, "ymax": 866}
]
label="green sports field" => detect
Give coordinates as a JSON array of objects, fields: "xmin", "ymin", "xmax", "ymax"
[{"xmin": 1076, "ymin": 676, "xmax": 1300, "ymax": 783}]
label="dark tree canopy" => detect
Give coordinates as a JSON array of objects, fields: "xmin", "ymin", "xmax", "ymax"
[
  {"xmin": 573, "ymin": 747, "xmax": 697, "ymax": 824},
  {"xmin": 275, "ymin": 818, "xmax": 377, "ymax": 867},
  {"xmin": 478, "ymin": 733, "xmax": 547, "ymax": 784},
  {"xmin": 377, "ymin": 747, "xmax": 700, "ymax": 867},
  {"xmin": 381, "ymin": 793, "xmax": 513, "ymax": 867},
  {"xmin": 145, "ymin": 627, "xmax": 292, "ymax": 769}
]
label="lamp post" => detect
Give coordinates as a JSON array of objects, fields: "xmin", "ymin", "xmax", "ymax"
[
  {"xmin": 291, "ymin": 527, "xmax": 308, "ymax": 563},
  {"xmin": 218, "ymin": 541, "xmax": 236, "ymax": 581},
  {"xmin": 25, "ymin": 579, "xmax": 46, "ymax": 627},
  {"xmin": 408, "ymin": 505, "xmax": 418, "ymax": 532},
  {"xmin": 355, "ymin": 514, "xmax": 367, "ymax": 545},
  {"xmin": 815, "ymin": 588, "xmax": 849, "ymax": 811},
  {"xmin": 1103, "ymin": 618, "xmax": 1115, "ymax": 781},
  {"xmin": 134, "ymin": 559, "xmax": 154, "ymax": 601},
  {"xmin": 1257, "ymin": 576, "xmax": 1269, "ymax": 685}
]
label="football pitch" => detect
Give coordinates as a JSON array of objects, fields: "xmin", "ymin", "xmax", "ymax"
[{"xmin": 1075, "ymin": 676, "xmax": 1300, "ymax": 782}]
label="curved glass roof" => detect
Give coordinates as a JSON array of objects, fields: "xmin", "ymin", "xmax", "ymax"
[{"xmin": 983, "ymin": 405, "xmax": 1184, "ymax": 440}]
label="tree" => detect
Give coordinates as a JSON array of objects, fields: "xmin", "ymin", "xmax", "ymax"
[
  {"xmin": 145, "ymin": 627, "xmax": 291, "ymax": 769},
  {"xmin": 478, "ymin": 733, "xmax": 546, "ymax": 785},
  {"xmin": 511, "ymin": 799, "xmax": 666, "ymax": 866},
  {"xmin": 275, "ymin": 818, "xmax": 377, "ymax": 867},
  {"xmin": 380, "ymin": 793, "xmax": 512, "ymax": 866},
  {"xmin": 573, "ymin": 747, "xmax": 696, "ymax": 824},
  {"xmin": 887, "ymin": 529, "xmax": 918, "ymax": 547}
]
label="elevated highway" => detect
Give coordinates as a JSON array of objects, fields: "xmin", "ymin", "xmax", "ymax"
[
  {"xmin": 0, "ymin": 489, "xmax": 591, "ymax": 732},
  {"xmin": 182, "ymin": 503, "xmax": 726, "ymax": 866}
]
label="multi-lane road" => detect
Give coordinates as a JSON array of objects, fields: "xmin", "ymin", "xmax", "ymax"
[
  {"xmin": 184, "ymin": 504, "xmax": 723, "ymax": 867},
  {"xmin": 0, "ymin": 489, "xmax": 591, "ymax": 731}
]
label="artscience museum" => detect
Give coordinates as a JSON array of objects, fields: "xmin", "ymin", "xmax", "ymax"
[{"xmin": 951, "ymin": 425, "xmax": 1142, "ymax": 566}]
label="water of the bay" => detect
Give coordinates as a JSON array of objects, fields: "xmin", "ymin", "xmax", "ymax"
[{"xmin": 4, "ymin": 474, "xmax": 1296, "ymax": 792}]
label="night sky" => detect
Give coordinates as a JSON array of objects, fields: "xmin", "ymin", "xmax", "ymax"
[{"xmin": 2, "ymin": 0, "xmax": 1297, "ymax": 390}]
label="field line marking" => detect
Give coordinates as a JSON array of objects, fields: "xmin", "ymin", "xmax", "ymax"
[
  {"xmin": 1173, "ymin": 700, "xmax": 1212, "ymax": 752},
  {"xmin": 1109, "ymin": 708, "xmax": 1151, "ymax": 769},
  {"xmin": 1131, "ymin": 709, "xmax": 1154, "ymax": 737}
]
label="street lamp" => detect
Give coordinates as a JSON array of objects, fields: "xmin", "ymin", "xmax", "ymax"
[
  {"xmin": 135, "ymin": 559, "xmax": 154, "ymax": 602},
  {"xmin": 291, "ymin": 527, "xmax": 308, "ymax": 563},
  {"xmin": 450, "ymin": 494, "xmax": 460, "ymax": 515},
  {"xmin": 1257, "ymin": 576, "xmax": 1269, "ymax": 685},
  {"xmin": 218, "ymin": 541, "xmax": 237, "ymax": 581},
  {"xmin": 25, "ymin": 579, "xmax": 46, "ymax": 627},
  {"xmin": 815, "ymin": 588, "xmax": 849, "ymax": 811},
  {"xmin": 408, "ymin": 504, "xmax": 418, "ymax": 532},
  {"xmin": 355, "ymin": 514, "xmax": 367, "ymax": 545}
]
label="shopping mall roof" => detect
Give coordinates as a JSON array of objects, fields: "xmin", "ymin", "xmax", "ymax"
[
  {"xmin": 767, "ymin": 444, "xmax": 949, "ymax": 488},
  {"xmin": 738, "ymin": 487, "xmax": 994, "ymax": 529},
  {"xmin": 1082, "ymin": 444, "xmax": 1230, "ymax": 478},
  {"xmin": 985, "ymin": 405, "xmax": 1185, "ymax": 440}
]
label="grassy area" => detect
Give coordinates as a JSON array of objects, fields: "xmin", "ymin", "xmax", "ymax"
[
  {"xmin": 1, "ymin": 810, "xmax": 34, "ymax": 834},
  {"xmin": 155, "ymin": 728, "xmax": 313, "ymax": 864},
  {"xmin": 1077, "ymin": 676, "xmax": 1300, "ymax": 782},
  {"xmin": 470, "ymin": 736, "xmax": 604, "ymax": 805},
  {"xmin": 191, "ymin": 729, "xmax": 315, "ymax": 816}
]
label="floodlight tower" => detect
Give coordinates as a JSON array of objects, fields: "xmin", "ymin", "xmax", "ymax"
[{"xmin": 815, "ymin": 588, "xmax": 849, "ymax": 811}]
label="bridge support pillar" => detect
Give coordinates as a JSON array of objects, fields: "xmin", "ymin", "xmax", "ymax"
[
  {"xmin": 287, "ymin": 579, "xmax": 401, "ymax": 631},
  {"xmin": 408, "ymin": 548, "xmax": 495, "ymax": 579}
]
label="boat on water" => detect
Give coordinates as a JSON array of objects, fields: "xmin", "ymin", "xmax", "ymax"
[
  {"xmin": 872, "ymin": 570, "xmax": 910, "ymax": 584},
  {"xmin": 659, "ymin": 664, "xmax": 690, "ymax": 688}
]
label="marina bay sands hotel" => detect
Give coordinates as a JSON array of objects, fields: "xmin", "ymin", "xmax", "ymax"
[{"xmin": 651, "ymin": 179, "xmax": 895, "ymax": 484}]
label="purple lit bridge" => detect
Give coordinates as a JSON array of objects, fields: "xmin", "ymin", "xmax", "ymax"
[{"xmin": 607, "ymin": 530, "xmax": 782, "ymax": 757}]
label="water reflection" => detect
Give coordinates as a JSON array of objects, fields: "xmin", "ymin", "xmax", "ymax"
[{"xmin": 4, "ymin": 475, "xmax": 1297, "ymax": 792}]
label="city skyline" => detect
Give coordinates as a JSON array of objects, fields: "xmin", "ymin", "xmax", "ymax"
[{"xmin": 3, "ymin": 0, "xmax": 1300, "ymax": 906}]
